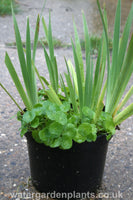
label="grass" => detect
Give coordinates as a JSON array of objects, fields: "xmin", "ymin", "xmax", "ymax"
[
  {"xmin": 80, "ymin": 35, "xmax": 113, "ymax": 54},
  {"xmin": 0, "ymin": 0, "xmax": 18, "ymax": 16},
  {"xmin": 5, "ymin": 35, "xmax": 113, "ymax": 54},
  {"xmin": 39, "ymin": 37, "xmax": 68, "ymax": 48},
  {"xmin": 5, "ymin": 37, "xmax": 69, "ymax": 49}
]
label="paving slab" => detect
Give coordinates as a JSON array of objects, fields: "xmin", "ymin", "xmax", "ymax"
[
  {"xmin": 0, "ymin": 0, "xmax": 133, "ymax": 200},
  {"xmin": 0, "ymin": 0, "xmax": 133, "ymax": 45}
]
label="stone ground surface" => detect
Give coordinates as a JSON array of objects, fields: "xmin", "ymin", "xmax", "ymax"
[{"xmin": 0, "ymin": 0, "xmax": 133, "ymax": 199}]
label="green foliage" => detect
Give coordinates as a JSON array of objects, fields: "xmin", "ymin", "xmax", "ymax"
[
  {"xmin": 2, "ymin": 9, "xmax": 40, "ymax": 111},
  {"xmin": 49, "ymin": 122, "xmax": 63, "ymax": 137},
  {"xmin": 32, "ymin": 130, "xmax": 42, "ymax": 143},
  {"xmin": 61, "ymin": 136, "xmax": 73, "ymax": 150},
  {"xmin": 19, "ymin": 99, "xmax": 115, "ymax": 149},
  {"xmin": 97, "ymin": 112, "xmax": 115, "ymax": 135},
  {"xmin": 42, "ymin": 14, "xmax": 59, "ymax": 93},
  {"xmin": 39, "ymin": 37, "xmax": 66, "ymax": 48},
  {"xmin": 80, "ymin": 36, "xmax": 113, "ymax": 54},
  {"xmin": 1, "ymin": 0, "xmax": 133, "ymax": 151},
  {"xmin": 73, "ymin": 132, "xmax": 86, "ymax": 144},
  {"xmin": 78, "ymin": 123, "xmax": 97, "ymax": 142},
  {"xmin": 0, "ymin": 0, "xmax": 18, "ymax": 16},
  {"xmin": 97, "ymin": 0, "xmax": 133, "ymax": 124},
  {"xmin": 82, "ymin": 107, "xmax": 95, "ymax": 121},
  {"xmin": 64, "ymin": 0, "xmax": 133, "ymax": 128}
]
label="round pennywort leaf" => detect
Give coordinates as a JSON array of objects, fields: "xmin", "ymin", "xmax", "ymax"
[
  {"xmin": 49, "ymin": 122, "xmax": 63, "ymax": 138},
  {"xmin": 39, "ymin": 128, "xmax": 50, "ymax": 142},
  {"xmin": 23, "ymin": 110, "xmax": 36, "ymax": 123},
  {"xmin": 61, "ymin": 136, "xmax": 73, "ymax": 150}
]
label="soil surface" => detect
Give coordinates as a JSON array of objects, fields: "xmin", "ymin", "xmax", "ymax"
[{"xmin": 0, "ymin": 0, "xmax": 133, "ymax": 200}]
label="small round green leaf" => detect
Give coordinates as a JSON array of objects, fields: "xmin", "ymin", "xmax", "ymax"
[
  {"xmin": 68, "ymin": 114, "xmax": 80, "ymax": 125},
  {"xmin": 39, "ymin": 128, "xmax": 50, "ymax": 142},
  {"xmin": 82, "ymin": 106, "xmax": 95, "ymax": 120},
  {"xmin": 98, "ymin": 112, "xmax": 115, "ymax": 135},
  {"xmin": 49, "ymin": 122, "xmax": 63, "ymax": 138},
  {"xmin": 33, "ymin": 103, "xmax": 43, "ymax": 116},
  {"xmin": 50, "ymin": 137, "xmax": 62, "ymax": 148},
  {"xmin": 49, "ymin": 103, "xmax": 60, "ymax": 112},
  {"xmin": 61, "ymin": 136, "xmax": 73, "ymax": 149},
  {"xmin": 78, "ymin": 123, "xmax": 97, "ymax": 138},
  {"xmin": 55, "ymin": 111, "xmax": 67, "ymax": 125},
  {"xmin": 23, "ymin": 110, "xmax": 36, "ymax": 123},
  {"xmin": 31, "ymin": 117, "xmax": 40, "ymax": 128},
  {"xmin": 86, "ymin": 132, "xmax": 97, "ymax": 142},
  {"xmin": 47, "ymin": 111, "xmax": 56, "ymax": 120},
  {"xmin": 60, "ymin": 102, "xmax": 70, "ymax": 112},
  {"xmin": 32, "ymin": 130, "xmax": 43, "ymax": 143},
  {"xmin": 63, "ymin": 123, "xmax": 76, "ymax": 138},
  {"xmin": 73, "ymin": 132, "xmax": 86, "ymax": 143}
]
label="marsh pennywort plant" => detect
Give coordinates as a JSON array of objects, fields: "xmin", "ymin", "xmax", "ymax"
[{"xmin": 1, "ymin": 0, "xmax": 133, "ymax": 150}]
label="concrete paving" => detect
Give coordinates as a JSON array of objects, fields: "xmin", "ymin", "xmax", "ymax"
[{"xmin": 0, "ymin": 0, "xmax": 133, "ymax": 199}]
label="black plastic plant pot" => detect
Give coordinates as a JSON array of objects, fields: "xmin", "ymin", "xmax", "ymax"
[{"xmin": 25, "ymin": 133, "xmax": 110, "ymax": 199}]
